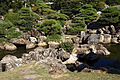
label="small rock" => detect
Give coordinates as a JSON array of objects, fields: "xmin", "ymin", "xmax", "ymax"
[
  {"xmin": 30, "ymin": 37, "xmax": 37, "ymax": 43},
  {"xmin": 0, "ymin": 42, "xmax": 5, "ymax": 50},
  {"xmin": 38, "ymin": 42, "xmax": 47, "ymax": 47},
  {"xmin": 26, "ymin": 43, "xmax": 36, "ymax": 49}
]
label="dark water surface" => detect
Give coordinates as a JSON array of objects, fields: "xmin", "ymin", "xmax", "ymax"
[
  {"xmin": 0, "ymin": 45, "xmax": 33, "ymax": 60},
  {"xmin": 0, "ymin": 44, "xmax": 120, "ymax": 70},
  {"xmin": 94, "ymin": 44, "xmax": 120, "ymax": 69}
]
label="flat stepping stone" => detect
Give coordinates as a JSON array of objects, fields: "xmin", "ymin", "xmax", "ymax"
[{"xmin": 23, "ymin": 74, "xmax": 40, "ymax": 79}]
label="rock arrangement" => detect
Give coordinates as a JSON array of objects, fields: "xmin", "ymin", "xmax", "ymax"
[
  {"xmin": 0, "ymin": 47, "xmax": 70, "ymax": 73},
  {"xmin": 0, "ymin": 25, "xmax": 120, "ymax": 74}
]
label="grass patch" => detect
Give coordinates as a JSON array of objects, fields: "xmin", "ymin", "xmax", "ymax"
[{"xmin": 0, "ymin": 62, "xmax": 119, "ymax": 80}]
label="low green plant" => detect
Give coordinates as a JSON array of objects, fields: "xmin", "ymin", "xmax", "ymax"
[
  {"xmin": 45, "ymin": 34, "xmax": 61, "ymax": 42},
  {"xmin": 59, "ymin": 42, "xmax": 73, "ymax": 52}
]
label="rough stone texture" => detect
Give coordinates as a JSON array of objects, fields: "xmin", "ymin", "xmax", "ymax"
[
  {"xmin": 88, "ymin": 34, "xmax": 99, "ymax": 44},
  {"xmin": 10, "ymin": 38, "xmax": 30, "ymax": 45},
  {"xmin": 38, "ymin": 42, "xmax": 47, "ymax": 47},
  {"xmin": 4, "ymin": 43, "xmax": 17, "ymax": 51},
  {"xmin": 19, "ymin": 33, "xmax": 31, "ymax": 40},
  {"xmin": 105, "ymin": 26, "xmax": 110, "ymax": 34},
  {"xmin": 1, "ymin": 55, "xmax": 22, "ymax": 71},
  {"xmin": 111, "ymin": 35, "xmax": 119, "ymax": 43},
  {"xmin": 110, "ymin": 25, "xmax": 116, "ymax": 34},
  {"xmin": 98, "ymin": 29, "xmax": 104, "ymax": 34},
  {"xmin": 72, "ymin": 44, "xmax": 110, "ymax": 55},
  {"xmin": 0, "ymin": 42, "xmax": 5, "ymax": 50},
  {"xmin": 99, "ymin": 34, "xmax": 104, "ymax": 43},
  {"xmin": 22, "ymin": 54, "xmax": 32, "ymax": 64},
  {"xmin": 26, "ymin": 43, "xmax": 36, "ymax": 49},
  {"xmin": 26, "ymin": 47, "xmax": 70, "ymax": 62},
  {"xmin": 62, "ymin": 54, "xmax": 78, "ymax": 64},
  {"xmin": 38, "ymin": 36, "xmax": 47, "ymax": 43},
  {"xmin": 72, "ymin": 37, "xmax": 80, "ymax": 44},
  {"xmin": 88, "ymin": 29, "xmax": 97, "ymax": 34},
  {"xmin": 103, "ymin": 34, "xmax": 111, "ymax": 43},
  {"xmin": 48, "ymin": 41, "xmax": 59, "ymax": 48},
  {"xmin": 30, "ymin": 37, "xmax": 37, "ymax": 43},
  {"xmin": 35, "ymin": 57, "xmax": 68, "ymax": 74}
]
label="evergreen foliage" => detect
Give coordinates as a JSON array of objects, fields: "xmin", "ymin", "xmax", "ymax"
[
  {"xmin": 46, "ymin": 13, "xmax": 69, "ymax": 27},
  {"xmin": 17, "ymin": 8, "xmax": 40, "ymax": 32},
  {"xmin": 38, "ymin": 19, "xmax": 62, "ymax": 36},
  {"xmin": 0, "ymin": 21, "xmax": 21, "ymax": 42},
  {"xmin": 77, "ymin": 4, "xmax": 98, "ymax": 24},
  {"xmin": 45, "ymin": 34, "xmax": 61, "ymax": 42},
  {"xmin": 98, "ymin": 7, "xmax": 120, "ymax": 27},
  {"xmin": 69, "ymin": 17, "xmax": 86, "ymax": 34},
  {"xmin": 59, "ymin": 42, "xmax": 74, "ymax": 52}
]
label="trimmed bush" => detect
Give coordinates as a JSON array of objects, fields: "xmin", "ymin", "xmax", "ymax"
[
  {"xmin": 45, "ymin": 34, "xmax": 61, "ymax": 42},
  {"xmin": 59, "ymin": 42, "xmax": 73, "ymax": 52}
]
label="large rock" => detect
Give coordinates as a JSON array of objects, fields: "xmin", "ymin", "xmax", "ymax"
[
  {"xmin": 30, "ymin": 37, "xmax": 37, "ymax": 43},
  {"xmin": 88, "ymin": 29, "xmax": 97, "ymax": 34},
  {"xmin": 48, "ymin": 41, "xmax": 60, "ymax": 48},
  {"xmin": 22, "ymin": 54, "xmax": 31, "ymax": 64},
  {"xmin": 38, "ymin": 36, "xmax": 47, "ymax": 42},
  {"xmin": 4, "ymin": 43, "xmax": 17, "ymax": 51},
  {"xmin": 1, "ymin": 55, "xmax": 22, "ymax": 71},
  {"xmin": 88, "ymin": 34, "xmax": 99, "ymax": 44},
  {"xmin": 111, "ymin": 35, "xmax": 119, "ymax": 43},
  {"xmin": 110, "ymin": 25, "xmax": 116, "ymax": 34},
  {"xmin": 38, "ymin": 42, "xmax": 47, "ymax": 47},
  {"xmin": 62, "ymin": 54, "xmax": 78, "ymax": 64},
  {"xmin": 99, "ymin": 34, "xmax": 104, "ymax": 43},
  {"xmin": 97, "ymin": 29, "xmax": 104, "ymax": 34},
  {"xmin": 26, "ymin": 43, "xmax": 36, "ymax": 49},
  {"xmin": 10, "ymin": 38, "xmax": 30, "ymax": 45},
  {"xmin": 103, "ymin": 34, "xmax": 111, "ymax": 43},
  {"xmin": 35, "ymin": 57, "xmax": 68, "ymax": 74},
  {"xmin": 23, "ymin": 47, "xmax": 70, "ymax": 62},
  {"xmin": 80, "ymin": 31, "xmax": 86, "ymax": 39},
  {"xmin": 19, "ymin": 33, "xmax": 31, "ymax": 40},
  {"xmin": 105, "ymin": 26, "xmax": 110, "ymax": 34},
  {"xmin": 72, "ymin": 37, "xmax": 80, "ymax": 44}
]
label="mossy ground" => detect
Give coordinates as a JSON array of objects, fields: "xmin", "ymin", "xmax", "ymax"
[{"xmin": 0, "ymin": 62, "xmax": 120, "ymax": 80}]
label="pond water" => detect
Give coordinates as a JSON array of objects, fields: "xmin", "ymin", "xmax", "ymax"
[
  {"xmin": 0, "ymin": 44, "xmax": 33, "ymax": 60},
  {"xmin": 94, "ymin": 44, "xmax": 120, "ymax": 70},
  {"xmin": 0, "ymin": 44, "xmax": 120, "ymax": 70}
]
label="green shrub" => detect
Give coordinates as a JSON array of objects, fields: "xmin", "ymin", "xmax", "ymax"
[
  {"xmin": 4, "ymin": 12, "xmax": 19, "ymax": 25},
  {"xmin": 59, "ymin": 42, "xmax": 73, "ymax": 52},
  {"xmin": 38, "ymin": 19, "xmax": 62, "ymax": 36},
  {"xmin": 0, "ymin": 22, "xmax": 21, "ymax": 42},
  {"xmin": 45, "ymin": 34, "xmax": 61, "ymax": 42}
]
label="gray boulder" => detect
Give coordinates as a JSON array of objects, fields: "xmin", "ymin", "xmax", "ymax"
[
  {"xmin": 88, "ymin": 34, "xmax": 99, "ymax": 44},
  {"xmin": 1, "ymin": 55, "xmax": 22, "ymax": 71},
  {"xmin": 103, "ymin": 34, "xmax": 111, "ymax": 43},
  {"xmin": 35, "ymin": 57, "xmax": 68, "ymax": 74}
]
